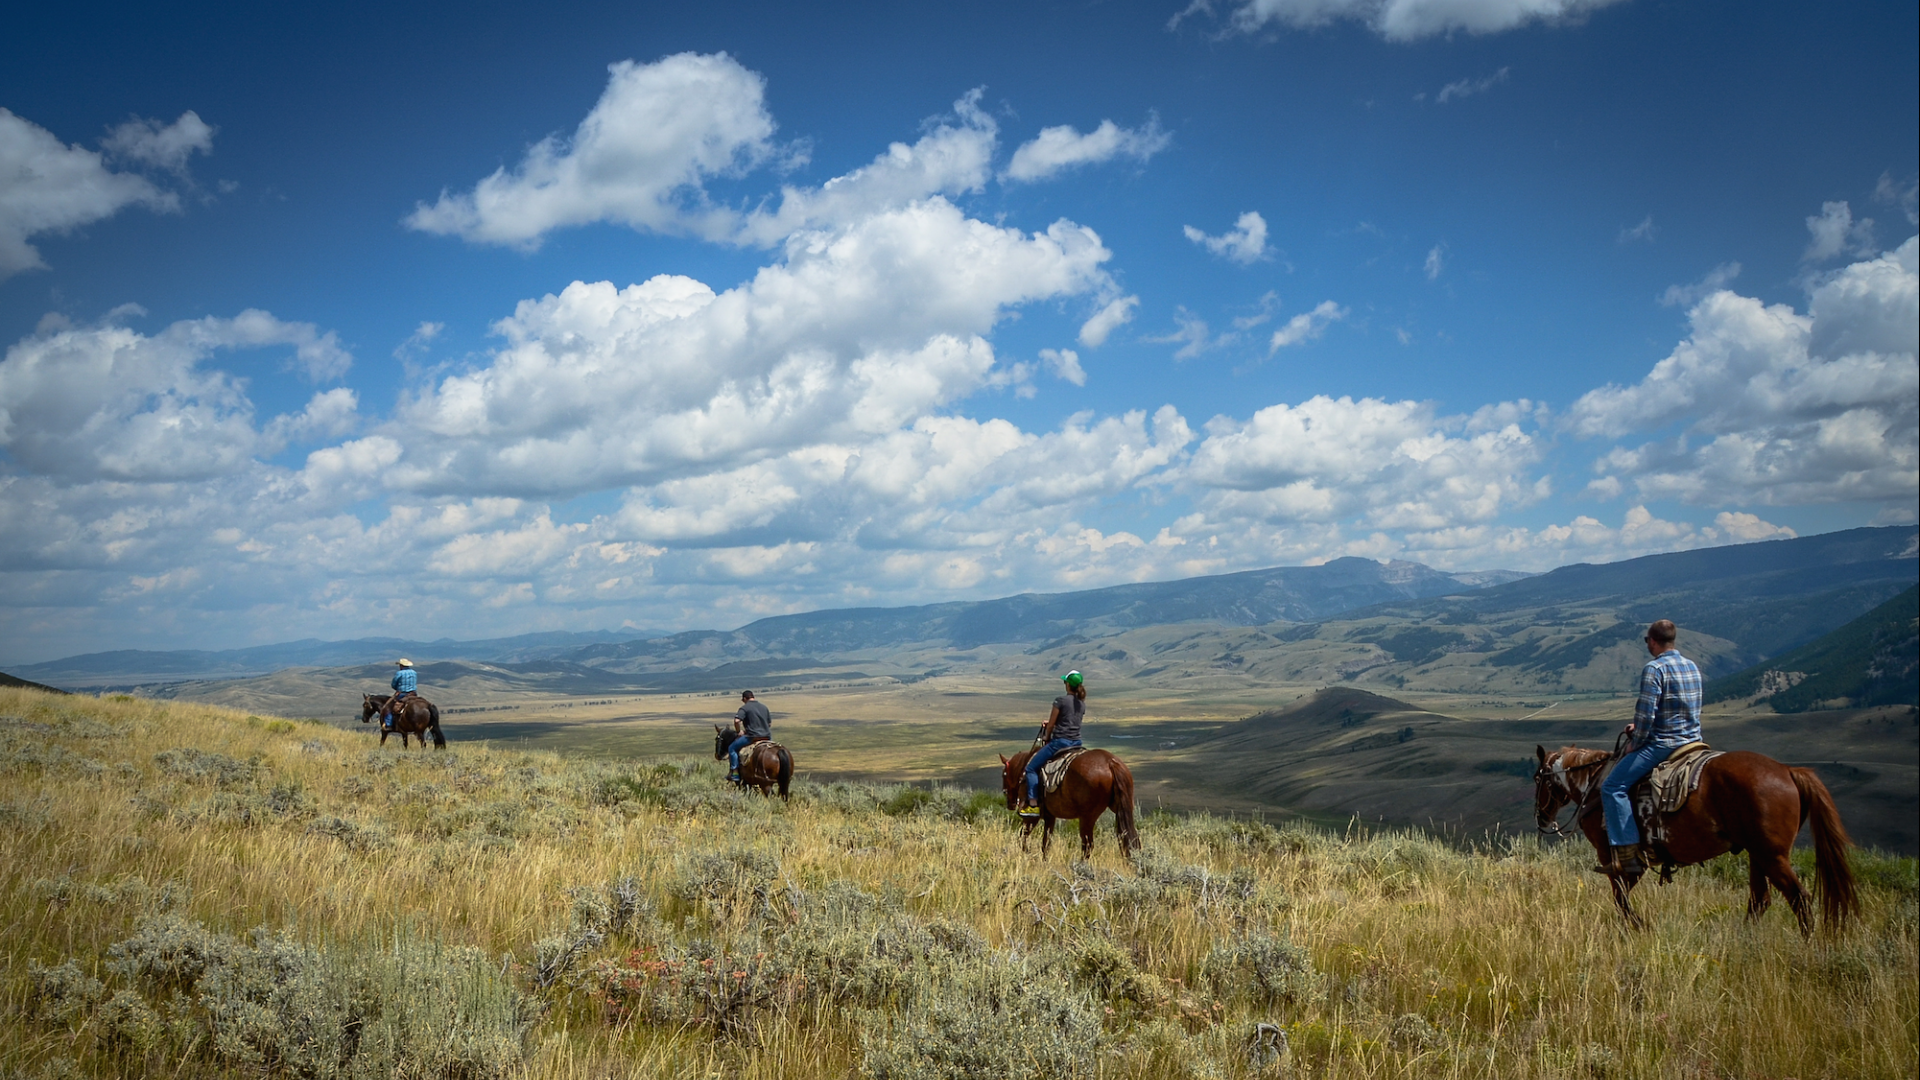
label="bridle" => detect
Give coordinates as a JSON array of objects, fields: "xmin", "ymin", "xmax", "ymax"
[{"xmin": 1534, "ymin": 751, "xmax": 1609, "ymax": 836}]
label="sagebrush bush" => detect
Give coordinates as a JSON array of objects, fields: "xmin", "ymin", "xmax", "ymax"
[{"xmin": 92, "ymin": 915, "xmax": 532, "ymax": 1078}]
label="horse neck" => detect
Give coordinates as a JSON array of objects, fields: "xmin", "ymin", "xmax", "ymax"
[{"xmin": 1554, "ymin": 750, "xmax": 1610, "ymax": 801}]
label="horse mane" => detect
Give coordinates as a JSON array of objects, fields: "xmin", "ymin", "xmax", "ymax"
[{"xmin": 1554, "ymin": 746, "xmax": 1610, "ymax": 769}]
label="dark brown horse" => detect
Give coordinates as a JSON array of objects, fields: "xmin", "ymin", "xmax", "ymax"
[
  {"xmin": 360, "ymin": 693, "xmax": 446, "ymax": 749},
  {"xmin": 999, "ymin": 748, "xmax": 1140, "ymax": 857},
  {"xmin": 1534, "ymin": 743, "xmax": 1856, "ymax": 933},
  {"xmin": 713, "ymin": 725, "xmax": 792, "ymax": 799}
]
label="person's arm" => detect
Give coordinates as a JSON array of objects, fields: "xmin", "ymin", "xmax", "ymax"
[
  {"xmin": 1042, "ymin": 703, "xmax": 1061, "ymax": 740},
  {"xmin": 1629, "ymin": 664, "xmax": 1661, "ymax": 744}
]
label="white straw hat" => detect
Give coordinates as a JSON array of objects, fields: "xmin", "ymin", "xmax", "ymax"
[{"xmin": 396, "ymin": 658, "xmax": 413, "ymax": 667}]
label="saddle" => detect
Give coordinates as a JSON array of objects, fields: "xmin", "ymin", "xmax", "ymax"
[
  {"xmin": 743, "ymin": 739, "xmax": 783, "ymax": 769},
  {"xmin": 1630, "ymin": 741, "xmax": 1722, "ymax": 865},
  {"xmin": 1040, "ymin": 747, "xmax": 1088, "ymax": 794}
]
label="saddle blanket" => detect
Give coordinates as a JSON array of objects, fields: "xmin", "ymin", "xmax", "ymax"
[
  {"xmin": 744, "ymin": 740, "xmax": 783, "ymax": 762},
  {"xmin": 1631, "ymin": 741, "xmax": 1722, "ymax": 852},
  {"xmin": 1041, "ymin": 747, "xmax": 1088, "ymax": 793},
  {"xmin": 1643, "ymin": 741, "xmax": 1722, "ymax": 813}
]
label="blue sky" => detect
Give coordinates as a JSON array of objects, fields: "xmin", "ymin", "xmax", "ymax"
[{"xmin": 1, "ymin": 0, "xmax": 1914, "ymax": 661}]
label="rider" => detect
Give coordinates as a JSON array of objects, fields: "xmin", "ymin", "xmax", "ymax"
[
  {"xmin": 727, "ymin": 690, "xmax": 772, "ymax": 785},
  {"xmin": 1020, "ymin": 670, "xmax": 1086, "ymax": 820},
  {"xmin": 1596, "ymin": 619, "xmax": 1702, "ymax": 876},
  {"xmin": 380, "ymin": 658, "xmax": 418, "ymax": 731}
]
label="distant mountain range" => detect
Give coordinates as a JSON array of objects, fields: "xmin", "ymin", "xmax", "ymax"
[
  {"xmin": 7, "ymin": 629, "xmax": 650, "ymax": 689},
  {"xmin": 7, "ymin": 557, "xmax": 1522, "ymax": 689},
  {"xmin": 565, "ymin": 557, "xmax": 1531, "ymax": 674},
  {"xmin": 8, "ymin": 525, "xmax": 1915, "ymax": 697}
]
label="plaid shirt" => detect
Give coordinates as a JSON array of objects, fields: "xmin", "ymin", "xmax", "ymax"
[{"xmin": 1632, "ymin": 650, "xmax": 1702, "ymax": 749}]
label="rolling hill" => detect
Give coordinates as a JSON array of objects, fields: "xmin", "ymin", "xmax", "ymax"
[{"xmin": 1707, "ymin": 584, "xmax": 1920, "ymax": 711}]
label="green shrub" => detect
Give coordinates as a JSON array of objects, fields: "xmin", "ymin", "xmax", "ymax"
[
  {"xmin": 856, "ymin": 953, "xmax": 1102, "ymax": 1080},
  {"xmin": 93, "ymin": 916, "xmax": 531, "ymax": 1077},
  {"xmin": 25, "ymin": 960, "xmax": 104, "ymax": 1022},
  {"xmin": 668, "ymin": 846, "xmax": 782, "ymax": 923},
  {"xmin": 1200, "ymin": 931, "xmax": 1320, "ymax": 1007},
  {"xmin": 152, "ymin": 747, "xmax": 258, "ymax": 788}
]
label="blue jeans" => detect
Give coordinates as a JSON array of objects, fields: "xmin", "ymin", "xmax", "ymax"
[
  {"xmin": 727, "ymin": 735, "xmax": 755, "ymax": 773},
  {"xmin": 1025, "ymin": 737, "xmax": 1082, "ymax": 803},
  {"xmin": 1601, "ymin": 742, "xmax": 1674, "ymax": 846}
]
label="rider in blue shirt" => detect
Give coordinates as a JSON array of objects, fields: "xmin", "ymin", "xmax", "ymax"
[
  {"xmin": 1596, "ymin": 620, "xmax": 1703, "ymax": 876},
  {"xmin": 381, "ymin": 659, "xmax": 418, "ymax": 731}
]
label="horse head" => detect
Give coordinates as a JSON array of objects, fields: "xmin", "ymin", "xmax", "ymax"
[
  {"xmin": 360, "ymin": 693, "xmax": 376, "ymax": 724},
  {"xmin": 999, "ymin": 753, "xmax": 1022, "ymax": 810},
  {"xmin": 713, "ymin": 724, "xmax": 730, "ymax": 761},
  {"xmin": 1535, "ymin": 744, "xmax": 1610, "ymax": 834}
]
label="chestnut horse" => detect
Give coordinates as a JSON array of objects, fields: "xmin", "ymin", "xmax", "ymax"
[
  {"xmin": 1000, "ymin": 748, "xmax": 1140, "ymax": 857},
  {"xmin": 360, "ymin": 693, "xmax": 446, "ymax": 749},
  {"xmin": 713, "ymin": 725, "xmax": 793, "ymax": 799},
  {"xmin": 1534, "ymin": 743, "xmax": 1856, "ymax": 933}
]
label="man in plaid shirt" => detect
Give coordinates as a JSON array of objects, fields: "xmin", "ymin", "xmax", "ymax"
[{"xmin": 1596, "ymin": 619, "xmax": 1703, "ymax": 876}]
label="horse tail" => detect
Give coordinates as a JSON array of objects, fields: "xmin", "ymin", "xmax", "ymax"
[
  {"xmin": 1109, "ymin": 759, "xmax": 1140, "ymax": 854},
  {"xmin": 1791, "ymin": 767, "xmax": 1857, "ymax": 929},
  {"xmin": 427, "ymin": 701, "xmax": 446, "ymax": 749},
  {"xmin": 776, "ymin": 747, "xmax": 793, "ymax": 800}
]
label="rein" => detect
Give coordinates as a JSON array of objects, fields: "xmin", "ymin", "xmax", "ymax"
[{"xmin": 1536, "ymin": 744, "xmax": 1621, "ymax": 836}]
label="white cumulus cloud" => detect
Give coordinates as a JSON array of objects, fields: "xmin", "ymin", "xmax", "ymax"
[
  {"xmin": 0, "ymin": 109, "xmax": 198, "ymax": 279},
  {"xmin": 735, "ymin": 90, "xmax": 997, "ymax": 246},
  {"xmin": 1803, "ymin": 200, "xmax": 1876, "ymax": 263},
  {"xmin": 391, "ymin": 198, "xmax": 1115, "ymax": 496},
  {"xmin": 1183, "ymin": 211, "xmax": 1268, "ymax": 264},
  {"xmin": 1004, "ymin": 116, "xmax": 1171, "ymax": 183},
  {"xmin": 0, "ymin": 311, "xmax": 356, "ymax": 482},
  {"xmin": 1079, "ymin": 295, "xmax": 1140, "ymax": 347},
  {"xmin": 100, "ymin": 111, "xmax": 215, "ymax": 175},
  {"xmin": 404, "ymin": 53, "xmax": 781, "ymax": 248},
  {"xmin": 1269, "ymin": 300, "xmax": 1346, "ymax": 352},
  {"xmin": 1569, "ymin": 234, "xmax": 1918, "ymax": 506},
  {"xmin": 1175, "ymin": 0, "xmax": 1628, "ymax": 41}
]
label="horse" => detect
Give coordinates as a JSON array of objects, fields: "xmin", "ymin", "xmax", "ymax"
[
  {"xmin": 1533, "ymin": 743, "xmax": 1856, "ymax": 933},
  {"xmin": 713, "ymin": 725, "xmax": 792, "ymax": 799},
  {"xmin": 360, "ymin": 693, "xmax": 446, "ymax": 749},
  {"xmin": 999, "ymin": 748, "xmax": 1140, "ymax": 858}
]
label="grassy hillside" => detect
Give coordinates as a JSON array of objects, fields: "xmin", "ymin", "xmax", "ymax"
[
  {"xmin": 1708, "ymin": 585, "xmax": 1920, "ymax": 711},
  {"xmin": 3, "ymin": 687, "xmax": 1915, "ymax": 1079}
]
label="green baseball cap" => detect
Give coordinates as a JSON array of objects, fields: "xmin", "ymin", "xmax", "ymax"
[{"xmin": 1061, "ymin": 670, "xmax": 1083, "ymax": 688}]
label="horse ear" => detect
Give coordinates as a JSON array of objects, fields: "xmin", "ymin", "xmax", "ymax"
[
  {"xmin": 1535, "ymin": 745, "xmax": 1547, "ymax": 763},
  {"xmin": 999, "ymin": 754, "xmax": 1008, "ymax": 765}
]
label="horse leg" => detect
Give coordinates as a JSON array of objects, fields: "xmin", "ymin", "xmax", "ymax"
[
  {"xmin": 1746, "ymin": 854, "xmax": 1774, "ymax": 920},
  {"xmin": 1753, "ymin": 849, "xmax": 1812, "ymax": 934},
  {"xmin": 1019, "ymin": 819, "xmax": 1035, "ymax": 852},
  {"xmin": 1079, "ymin": 815, "xmax": 1097, "ymax": 858},
  {"xmin": 1040, "ymin": 816, "xmax": 1054, "ymax": 858},
  {"xmin": 1609, "ymin": 872, "xmax": 1644, "ymax": 929}
]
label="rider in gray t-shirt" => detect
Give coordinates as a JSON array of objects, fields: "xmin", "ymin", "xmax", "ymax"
[
  {"xmin": 726, "ymin": 690, "xmax": 772, "ymax": 784},
  {"xmin": 1021, "ymin": 671, "xmax": 1087, "ymax": 818}
]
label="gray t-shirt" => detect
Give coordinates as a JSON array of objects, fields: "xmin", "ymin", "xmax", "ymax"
[
  {"xmin": 1051, "ymin": 694, "xmax": 1084, "ymax": 741},
  {"xmin": 734, "ymin": 700, "xmax": 772, "ymax": 740}
]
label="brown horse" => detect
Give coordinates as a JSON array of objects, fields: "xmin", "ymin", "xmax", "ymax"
[
  {"xmin": 999, "ymin": 748, "xmax": 1140, "ymax": 857},
  {"xmin": 360, "ymin": 693, "xmax": 446, "ymax": 749},
  {"xmin": 713, "ymin": 725, "xmax": 792, "ymax": 799},
  {"xmin": 1534, "ymin": 743, "xmax": 1856, "ymax": 933}
]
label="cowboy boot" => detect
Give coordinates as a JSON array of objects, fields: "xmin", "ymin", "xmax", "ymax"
[{"xmin": 1592, "ymin": 843, "xmax": 1643, "ymax": 876}]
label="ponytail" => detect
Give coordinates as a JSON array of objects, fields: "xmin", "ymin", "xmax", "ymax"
[{"xmin": 1070, "ymin": 683, "xmax": 1086, "ymax": 702}]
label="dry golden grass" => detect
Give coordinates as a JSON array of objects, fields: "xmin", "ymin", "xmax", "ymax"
[{"xmin": 1, "ymin": 686, "xmax": 1913, "ymax": 1079}]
